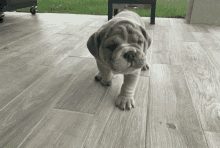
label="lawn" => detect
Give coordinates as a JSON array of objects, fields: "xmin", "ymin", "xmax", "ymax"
[{"xmin": 16, "ymin": 0, "xmax": 188, "ymax": 18}]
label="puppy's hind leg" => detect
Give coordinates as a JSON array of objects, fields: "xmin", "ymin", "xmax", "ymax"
[{"xmin": 95, "ymin": 61, "xmax": 114, "ymax": 86}]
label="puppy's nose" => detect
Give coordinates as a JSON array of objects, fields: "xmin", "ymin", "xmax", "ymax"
[{"xmin": 124, "ymin": 51, "xmax": 136, "ymax": 61}]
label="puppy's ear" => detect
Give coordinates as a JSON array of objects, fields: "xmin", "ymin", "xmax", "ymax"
[
  {"xmin": 87, "ymin": 32, "xmax": 97, "ymax": 57},
  {"xmin": 87, "ymin": 28, "xmax": 106, "ymax": 58},
  {"xmin": 139, "ymin": 26, "xmax": 152, "ymax": 54}
]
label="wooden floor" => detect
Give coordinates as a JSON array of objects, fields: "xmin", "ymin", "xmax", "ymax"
[{"xmin": 0, "ymin": 12, "xmax": 220, "ymax": 148}]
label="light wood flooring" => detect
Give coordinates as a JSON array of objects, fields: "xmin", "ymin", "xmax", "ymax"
[{"xmin": 0, "ymin": 12, "xmax": 220, "ymax": 148}]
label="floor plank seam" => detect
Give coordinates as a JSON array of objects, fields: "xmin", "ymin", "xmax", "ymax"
[
  {"xmin": 212, "ymin": 33, "xmax": 220, "ymax": 42},
  {"xmin": 53, "ymin": 108, "xmax": 97, "ymax": 116},
  {"xmin": 0, "ymin": 51, "xmax": 19, "ymax": 64},
  {"xmin": 0, "ymin": 33, "xmax": 69, "ymax": 63},
  {"xmin": 140, "ymin": 75, "xmax": 150, "ymax": 78},
  {"xmin": 67, "ymin": 55, "xmax": 94, "ymax": 59},
  {"xmin": 199, "ymin": 42, "xmax": 220, "ymax": 76},
  {"xmin": 95, "ymin": 110, "xmax": 115, "ymax": 147},
  {"xmin": 91, "ymin": 87, "xmax": 115, "ymax": 147},
  {"xmin": 0, "ymin": 24, "xmax": 52, "ymax": 48},
  {"xmin": 0, "ymin": 35, "xmax": 74, "ymax": 74},
  {"xmin": 55, "ymin": 33, "xmax": 76, "ymax": 35},
  {"xmin": 17, "ymin": 109, "xmax": 49, "ymax": 148},
  {"xmin": 0, "ymin": 61, "xmax": 51, "ymax": 82},
  {"xmin": 145, "ymin": 76, "xmax": 151, "ymax": 148}
]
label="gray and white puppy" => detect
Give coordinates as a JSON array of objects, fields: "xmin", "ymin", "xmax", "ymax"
[{"xmin": 87, "ymin": 9, "xmax": 152, "ymax": 111}]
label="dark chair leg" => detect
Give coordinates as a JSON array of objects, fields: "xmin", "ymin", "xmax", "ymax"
[
  {"xmin": 108, "ymin": 1, "xmax": 112, "ymax": 21},
  {"xmin": 114, "ymin": 9, "xmax": 118, "ymax": 16},
  {"xmin": 150, "ymin": 3, "xmax": 156, "ymax": 24}
]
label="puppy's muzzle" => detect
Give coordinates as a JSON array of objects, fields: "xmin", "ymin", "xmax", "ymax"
[
  {"xmin": 111, "ymin": 46, "xmax": 147, "ymax": 71},
  {"xmin": 124, "ymin": 51, "xmax": 136, "ymax": 62}
]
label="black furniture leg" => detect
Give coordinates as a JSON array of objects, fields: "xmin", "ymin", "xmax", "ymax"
[
  {"xmin": 108, "ymin": 1, "xmax": 112, "ymax": 21},
  {"xmin": 0, "ymin": 5, "xmax": 5, "ymax": 23},
  {"xmin": 114, "ymin": 9, "xmax": 118, "ymax": 16},
  {"xmin": 150, "ymin": 3, "xmax": 155, "ymax": 24}
]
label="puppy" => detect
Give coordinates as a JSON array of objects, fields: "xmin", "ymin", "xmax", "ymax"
[{"xmin": 87, "ymin": 9, "xmax": 152, "ymax": 110}]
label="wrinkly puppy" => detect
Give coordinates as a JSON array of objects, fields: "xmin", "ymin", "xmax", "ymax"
[{"xmin": 87, "ymin": 9, "xmax": 152, "ymax": 111}]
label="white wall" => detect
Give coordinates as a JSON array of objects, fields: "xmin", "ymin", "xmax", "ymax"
[{"xmin": 186, "ymin": 0, "xmax": 220, "ymax": 25}]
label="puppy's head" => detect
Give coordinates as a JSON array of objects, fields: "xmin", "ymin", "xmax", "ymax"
[{"xmin": 87, "ymin": 19, "xmax": 151, "ymax": 73}]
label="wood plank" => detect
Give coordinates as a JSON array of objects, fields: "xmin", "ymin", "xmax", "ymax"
[
  {"xmin": 176, "ymin": 42, "xmax": 220, "ymax": 132},
  {"xmin": 68, "ymin": 27, "xmax": 101, "ymax": 58},
  {"xmin": 192, "ymin": 32, "xmax": 220, "ymax": 47},
  {"xmin": 153, "ymin": 17, "xmax": 171, "ymax": 27},
  {"xmin": 0, "ymin": 64, "xmax": 51, "ymax": 110},
  {"xmin": 53, "ymin": 61, "xmax": 109, "ymax": 114},
  {"xmin": 28, "ymin": 27, "xmax": 99, "ymax": 66},
  {"xmin": 87, "ymin": 17, "xmax": 108, "ymax": 28},
  {"xmin": 0, "ymin": 20, "xmax": 95, "ymax": 61},
  {"xmin": 170, "ymin": 18, "xmax": 210, "ymax": 33},
  {"xmin": 192, "ymin": 32, "xmax": 220, "ymax": 74},
  {"xmin": 0, "ymin": 12, "xmax": 97, "ymax": 48},
  {"xmin": 153, "ymin": 26, "xmax": 173, "ymax": 41},
  {"xmin": 152, "ymin": 52, "xmax": 170, "ymax": 64},
  {"xmin": 54, "ymin": 19, "xmax": 104, "ymax": 35},
  {"xmin": 206, "ymin": 25, "xmax": 220, "ymax": 40},
  {"xmin": 0, "ymin": 50, "xmax": 18, "ymax": 61},
  {"xmin": 204, "ymin": 131, "xmax": 220, "ymax": 148},
  {"xmin": 171, "ymin": 24, "xmax": 197, "ymax": 41},
  {"xmin": 27, "ymin": 35, "xmax": 82, "ymax": 66},
  {"xmin": 153, "ymin": 29, "xmax": 183, "ymax": 65},
  {"xmin": 146, "ymin": 64, "xmax": 207, "ymax": 148},
  {"xmin": 0, "ymin": 25, "xmax": 67, "ymax": 60},
  {"xmin": 0, "ymin": 57, "xmax": 97, "ymax": 147},
  {"xmin": 81, "ymin": 74, "xmax": 146, "ymax": 147},
  {"xmin": 81, "ymin": 74, "xmax": 123, "ymax": 147},
  {"xmin": 169, "ymin": 18, "xmax": 188, "ymax": 25},
  {"xmin": 33, "ymin": 13, "xmax": 102, "ymax": 26},
  {"xmin": 152, "ymin": 39, "xmax": 169, "ymax": 53},
  {"xmin": 200, "ymin": 44, "xmax": 220, "ymax": 73},
  {"xmin": 18, "ymin": 109, "xmax": 95, "ymax": 148},
  {"xmin": 1, "ymin": 13, "xmax": 93, "ymax": 34},
  {"xmin": 94, "ymin": 76, "xmax": 149, "ymax": 148},
  {"xmin": 3, "ymin": 12, "xmax": 74, "ymax": 27},
  {"xmin": 0, "ymin": 31, "xmax": 31, "ymax": 46},
  {"xmin": 0, "ymin": 34, "xmax": 69, "ymax": 77},
  {"xmin": 0, "ymin": 12, "xmax": 30, "ymax": 27},
  {"xmin": 183, "ymin": 24, "xmax": 210, "ymax": 33},
  {"xmin": 0, "ymin": 20, "xmax": 44, "ymax": 33},
  {"xmin": 167, "ymin": 30, "xmax": 183, "ymax": 65},
  {"xmin": 0, "ymin": 17, "xmax": 56, "ymax": 46},
  {"xmin": 151, "ymin": 30, "xmax": 182, "ymax": 65}
]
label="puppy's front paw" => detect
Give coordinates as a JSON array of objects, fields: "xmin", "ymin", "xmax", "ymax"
[
  {"xmin": 141, "ymin": 64, "xmax": 149, "ymax": 71},
  {"xmin": 95, "ymin": 75, "xmax": 112, "ymax": 86},
  {"xmin": 95, "ymin": 75, "xmax": 102, "ymax": 81},
  {"xmin": 115, "ymin": 96, "xmax": 135, "ymax": 111},
  {"xmin": 100, "ymin": 79, "xmax": 112, "ymax": 86},
  {"xmin": 95, "ymin": 73, "xmax": 118, "ymax": 86}
]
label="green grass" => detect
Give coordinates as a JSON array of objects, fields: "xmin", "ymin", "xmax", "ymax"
[{"xmin": 16, "ymin": 0, "xmax": 188, "ymax": 18}]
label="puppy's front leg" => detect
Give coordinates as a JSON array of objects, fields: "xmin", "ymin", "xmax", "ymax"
[
  {"xmin": 95, "ymin": 60, "xmax": 115, "ymax": 86},
  {"xmin": 115, "ymin": 70, "xmax": 141, "ymax": 110}
]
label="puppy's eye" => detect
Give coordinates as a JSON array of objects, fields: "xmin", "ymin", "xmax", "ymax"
[
  {"xmin": 106, "ymin": 44, "xmax": 117, "ymax": 51},
  {"xmin": 138, "ymin": 40, "xmax": 143, "ymax": 45}
]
